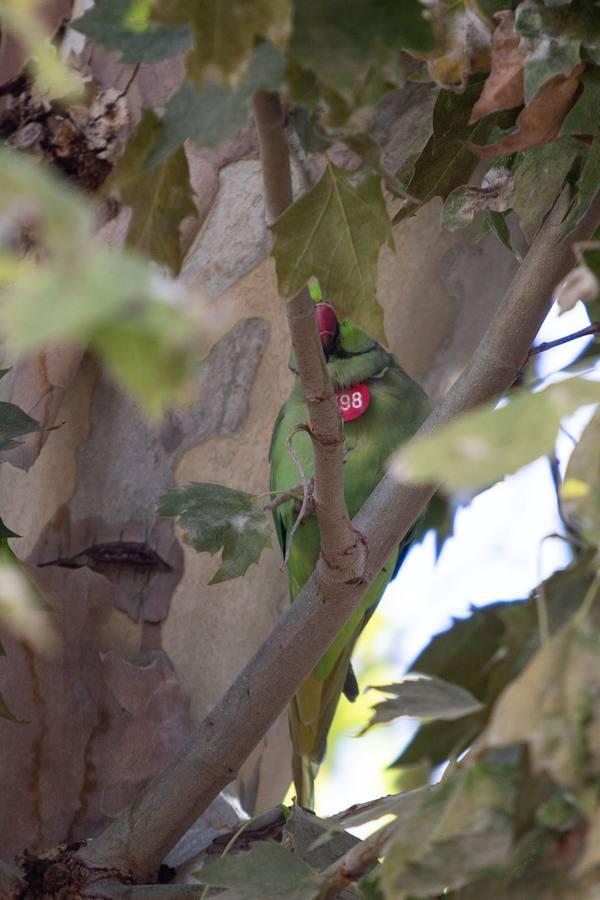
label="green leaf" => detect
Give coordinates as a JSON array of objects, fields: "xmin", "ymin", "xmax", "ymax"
[
  {"xmin": 0, "ymin": 149, "xmax": 91, "ymax": 255},
  {"xmin": 515, "ymin": 0, "xmax": 600, "ymax": 60},
  {"xmin": 480, "ymin": 603, "xmax": 600, "ymax": 789},
  {"xmin": 272, "ymin": 162, "xmax": 392, "ymax": 342},
  {"xmin": 361, "ymin": 676, "xmax": 483, "ymax": 734},
  {"xmin": 562, "ymin": 408, "xmax": 600, "ymax": 545},
  {"xmin": 421, "ymin": 492, "xmax": 456, "ymax": 560},
  {"xmin": 480, "ymin": 210, "xmax": 519, "ymax": 257},
  {"xmin": 195, "ymin": 841, "xmax": 323, "ymax": 899},
  {"xmin": 0, "ymin": 401, "xmax": 40, "ymax": 452},
  {"xmin": 392, "ymin": 556, "xmax": 593, "ymax": 772},
  {"xmin": 147, "ymin": 42, "xmax": 286, "ymax": 166},
  {"xmin": 0, "ymin": 250, "xmax": 152, "ymax": 347},
  {"xmin": 0, "ymin": 518, "xmax": 19, "ymax": 540},
  {"xmin": 393, "ymin": 78, "xmax": 502, "ymax": 224},
  {"xmin": 522, "ymin": 36, "xmax": 581, "ymax": 104},
  {"xmin": 158, "ymin": 483, "xmax": 272, "ymax": 583},
  {"xmin": 91, "ymin": 304, "xmax": 197, "ymax": 418},
  {"xmin": 153, "ymin": 0, "xmax": 291, "ymax": 87},
  {"xmin": 378, "ymin": 761, "xmax": 516, "ymax": 899},
  {"xmin": 561, "ymin": 68, "xmax": 600, "ymax": 136},
  {"xmin": 390, "ymin": 377, "xmax": 600, "ymax": 492},
  {"xmin": 511, "ymin": 136, "xmax": 581, "ymax": 238},
  {"xmin": 283, "ymin": 805, "xmax": 359, "ymax": 871},
  {"xmin": 441, "ymin": 167, "xmax": 514, "ymax": 232},
  {"xmin": 0, "ymin": 235, "xmax": 200, "ymax": 416},
  {"xmin": 104, "ymin": 109, "xmax": 198, "ymax": 275},
  {"xmin": 289, "ymin": 0, "xmax": 433, "ymax": 108},
  {"xmin": 560, "ymin": 69, "xmax": 600, "ymax": 232},
  {"xmin": 72, "ymin": 0, "xmax": 192, "ymax": 63}
]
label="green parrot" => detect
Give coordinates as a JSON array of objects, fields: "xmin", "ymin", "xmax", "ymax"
[{"xmin": 269, "ymin": 301, "xmax": 431, "ymax": 808}]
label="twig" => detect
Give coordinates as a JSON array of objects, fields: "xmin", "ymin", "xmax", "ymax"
[
  {"xmin": 528, "ymin": 321, "xmax": 600, "ymax": 357},
  {"xmin": 262, "ymin": 487, "xmax": 304, "ymax": 511},
  {"xmin": 283, "ymin": 424, "xmax": 314, "ymax": 567},
  {"xmin": 77, "ymin": 191, "xmax": 600, "ymax": 881},
  {"xmin": 547, "ymin": 454, "xmax": 582, "ymax": 545}
]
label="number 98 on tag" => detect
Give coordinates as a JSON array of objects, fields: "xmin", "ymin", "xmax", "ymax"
[{"xmin": 335, "ymin": 383, "xmax": 371, "ymax": 423}]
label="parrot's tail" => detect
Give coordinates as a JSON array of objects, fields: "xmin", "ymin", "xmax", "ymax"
[{"xmin": 292, "ymin": 749, "xmax": 318, "ymax": 810}]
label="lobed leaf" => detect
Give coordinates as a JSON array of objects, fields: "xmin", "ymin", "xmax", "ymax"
[
  {"xmin": 393, "ymin": 78, "xmax": 500, "ymax": 224},
  {"xmin": 361, "ymin": 676, "xmax": 483, "ymax": 735},
  {"xmin": 194, "ymin": 840, "xmax": 323, "ymax": 899},
  {"xmin": 272, "ymin": 162, "xmax": 392, "ymax": 342},
  {"xmin": 392, "ymin": 556, "xmax": 593, "ymax": 772},
  {"xmin": 283, "ymin": 805, "xmax": 359, "ymax": 871},
  {"xmin": 72, "ymin": 0, "xmax": 193, "ymax": 63},
  {"xmin": 158, "ymin": 483, "xmax": 272, "ymax": 583},
  {"xmin": 510, "ymin": 136, "xmax": 581, "ymax": 238},
  {"xmin": 104, "ymin": 109, "xmax": 198, "ymax": 275},
  {"xmin": 390, "ymin": 377, "xmax": 600, "ymax": 492},
  {"xmin": 153, "ymin": 0, "xmax": 292, "ymax": 87},
  {"xmin": 147, "ymin": 42, "xmax": 286, "ymax": 166},
  {"xmin": 378, "ymin": 760, "xmax": 516, "ymax": 899},
  {"xmin": 289, "ymin": 0, "xmax": 433, "ymax": 110},
  {"xmin": 0, "ymin": 149, "xmax": 202, "ymax": 416},
  {"xmin": 560, "ymin": 69, "xmax": 600, "ymax": 232}
]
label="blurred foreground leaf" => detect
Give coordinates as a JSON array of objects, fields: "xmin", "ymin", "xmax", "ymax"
[
  {"xmin": 153, "ymin": 0, "xmax": 292, "ymax": 88},
  {"xmin": 390, "ymin": 377, "xmax": 600, "ymax": 492},
  {"xmin": 72, "ymin": 0, "xmax": 193, "ymax": 63},
  {"xmin": 147, "ymin": 42, "xmax": 286, "ymax": 166},
  {"xmin": 103, "ymin": 109, "xmax": 198, "ymax": 275},
  {"xmin": 0, "ymin": 149, "xmax": 202, "ymax": 416}
]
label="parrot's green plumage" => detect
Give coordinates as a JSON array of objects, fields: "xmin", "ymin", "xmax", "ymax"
[{"xmin": 269, "ymin": 306, "xmax": 431, "ymax": 808}]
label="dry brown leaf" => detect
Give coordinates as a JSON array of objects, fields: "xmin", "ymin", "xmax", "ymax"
[
  {"xmin": 470, "ymin": 64, "xmax": 584, "ymax": 159},
  {"xmin": 469, "ymin": 10, "xmax": 526, "ymax": 124}
]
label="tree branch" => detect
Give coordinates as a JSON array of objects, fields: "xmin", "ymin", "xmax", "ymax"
[
  {"xmin": 77, "ymin": 184, "xmax": 600, "ymax": 881},
  {"xmin": 252, "ymin": 90, "xmax": 363, "ymax": 584}
]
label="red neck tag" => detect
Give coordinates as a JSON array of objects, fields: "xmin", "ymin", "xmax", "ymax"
[{"xmin": 336, "ymin": 383, "xmax": 371, "ymax": 422}]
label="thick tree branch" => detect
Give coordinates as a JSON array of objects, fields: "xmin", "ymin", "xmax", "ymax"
[
  {"xmin": 252, "ymin": 90, "xmax": 363, "ymax": 582},
  {"xmin": 78, "ymin": 186, "xmax": 600, "ymax": 881}
]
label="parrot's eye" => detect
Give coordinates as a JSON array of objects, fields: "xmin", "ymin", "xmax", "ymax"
[{"xmin": 314, "ymin": 302, "xmax": 338, "ymax": 353}]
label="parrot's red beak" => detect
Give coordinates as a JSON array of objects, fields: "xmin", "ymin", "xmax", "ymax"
[{"xmin": 314, "ymin": 302, "xmax": 338, "ymax": 353}]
